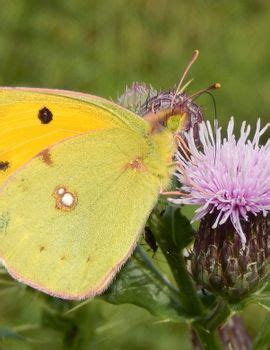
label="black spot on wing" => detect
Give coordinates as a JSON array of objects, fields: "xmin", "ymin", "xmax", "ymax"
[
  {"xmin": 0, "ymin": 161, "xmax": 9, "ymax": 171},
  {"xmin": 38, "ymin": 107, "xmax": 53, "ymax": 124}
]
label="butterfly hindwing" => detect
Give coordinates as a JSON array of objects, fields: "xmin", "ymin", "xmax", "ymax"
[{"xmin": 0, "ymin": 126, "xmax": 173, "ymax": 299}]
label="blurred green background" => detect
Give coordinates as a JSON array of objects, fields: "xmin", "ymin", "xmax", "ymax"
[{"xmin": 0, "ymin": 0, "xmax": 269, "ymax": 349}]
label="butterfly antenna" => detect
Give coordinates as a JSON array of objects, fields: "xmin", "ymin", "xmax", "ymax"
[
  {"xmin": 190, "ymin": 82, "xmax": 221, "ymax": 100},
  {"xmin": 205, "ymin": 91, "xmax": 218, "ymax": 122},
  {"xmin": 170, "ymin": 50, "xmax": 200, "ymax": 107},
  {"xmin": 204, "ymin": 91, "xmax": 219, "ymax": 162},
  {"xmin": 191, "ymin": 83, "xmax": 221, "ymax": 163}
]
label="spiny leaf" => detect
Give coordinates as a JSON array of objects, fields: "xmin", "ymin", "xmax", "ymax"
[{"xmin": 101, "ymin": 247, "xmax": 187, "ymax": 322}]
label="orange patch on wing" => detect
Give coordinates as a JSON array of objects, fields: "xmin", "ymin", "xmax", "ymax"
[
  {"xmin": 126, "ymin": 158, "xmax": 147, "ymax": 172},
  {"xmin": 39, "ymin": 149, "xmax": 53, "ymax": 166}
]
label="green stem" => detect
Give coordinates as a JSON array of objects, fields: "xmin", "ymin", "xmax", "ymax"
[
  {"xmin": 252, "ymin": 313, "xmax": 270, "ymax": 350},
  {"xmin": 164, "ymin": 248, "xmax": 223, "ymax": 349},
  {"xmin": 194, "ymin": 326, "xmax": 223, "ymax": 350},
  {"xmin": 165, "ymin": 247, "xmax": 204, "ymax": 317},
  {"xmin": 136, "ymin": 246, "xmax": 179, "ymax": 293},
  {"xmin": 152, "ymin": 210, "xmax": 203, "ymax": 316},
  {"xmin": 150, "ymin": 207, "xmax": 224, "ymax": 349},
  {"xmin": 204, "ymin": 299, "xmax": 231, "ymax": 331},
  {"xmin": 160, "ymin": 242, "xmax": 223, "ymax": 349}
]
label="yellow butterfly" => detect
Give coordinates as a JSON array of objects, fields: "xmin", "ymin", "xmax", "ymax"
[
  {"xmin": 0, "ymin": 86, "xmax": 182, "ymax": 299},
  {"xmin": 0, "ymin": 51, "xmax": 209, "ymax": 300}
]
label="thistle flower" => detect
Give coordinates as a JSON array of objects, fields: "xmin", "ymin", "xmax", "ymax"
[
  {"xmin": 117, "ymin": 82, "xmax": 157, "ymax": 114},
  {"xmin": 171, "ymin": 117, "xmax": 270, "ymax": 246},
  {"xmin": 117, "ymin": 82, "xmax": 204, "ymax": 140},
  {"xmin": 192, "ymin": 212, "xmax": 270, "ymax": 298},
  {"xmin": 139, "ymin": 88, "xmax": 204, "ymax": 132}
]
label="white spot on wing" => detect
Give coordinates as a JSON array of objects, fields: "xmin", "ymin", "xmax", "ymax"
[
  {"xmin": 61, "ymin": 193, "xmax": 75, "ymax": 207},
  {"xmin": 53, "ymin": 185, "xmax": 77, "ymax": 211},
  {"xmin": 57, "ymin": 188, "xmax": 65, "ymax": 195}
]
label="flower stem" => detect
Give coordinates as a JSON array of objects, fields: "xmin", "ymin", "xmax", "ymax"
[
  {"xmin": 152, "ymin": 208, "xmax": 225, "ymax": 350},
  {"xmin": 163, "ymin": 247, "xmax": 223, "ymax": 349},
  {"xmin": 204, "ymin": 299, "xmax": 231, "ymax": 331},
  {"xmin": 163, "ymin": 244, "xmax": 204, "ymax": 316},
  {"xmin": 152, "ymin": 213, "xmax": 223, "ymax": 349},
  {"xmin": 194, "ymin": 325, "xmax": 223, "ymax": 350}
]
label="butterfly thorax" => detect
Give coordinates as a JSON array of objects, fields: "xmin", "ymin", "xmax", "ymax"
[{"xmin": 141, "ymin": 126, "xmax": 176, "ymax": 190}]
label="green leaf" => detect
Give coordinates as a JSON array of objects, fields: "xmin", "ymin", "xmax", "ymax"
[
  {"xmin": 151, "ymin": 204, "xmax": 195, "ymax": 253},
  {"xmin": 101, "ymin": 247, "xmax": 187, "ymax": 322}
]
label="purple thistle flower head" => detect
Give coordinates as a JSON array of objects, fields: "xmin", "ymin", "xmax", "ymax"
[
  {"xmin": 170, "ymin": 117, "xmax": 270, "ymax": 246},
  {"xmin": 117, "ymin": 82, "xmax": 157, "ymax": 114}
]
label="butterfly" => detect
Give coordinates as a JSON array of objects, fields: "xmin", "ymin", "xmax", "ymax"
[
  {"xmin": 0, "ymin": 85, "xmax": 182, "ymax": 300},
  {"xmin": 0, "ymin": 51, "xmax": 214, "ymax": 300}
]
